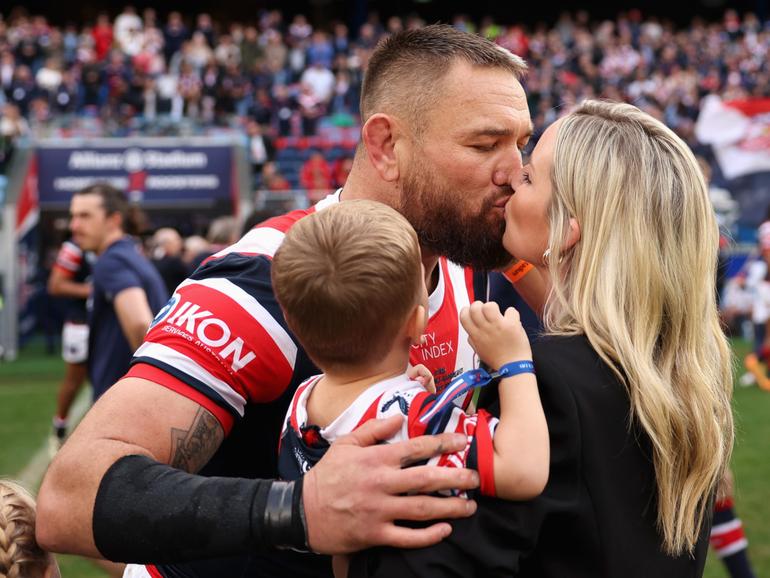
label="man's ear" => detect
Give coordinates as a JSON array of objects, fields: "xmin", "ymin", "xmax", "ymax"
[
  {"xmin": 361, "ymin": 113, "xmax": 402, "ymax": 182},
  {"xmin": 563, "ymin": 217, "xmax": 581, "ymax": 252},
  {"xmin": 405, "ymin": 303, "xmax": 427, "ymax": 346},
  {"xmin": 107, "ymin": 210, "xmax": 124, "ymax": 232}
]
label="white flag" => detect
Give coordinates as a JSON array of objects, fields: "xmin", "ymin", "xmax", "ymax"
[{"xmin": 696, "ymin": 95, "xmax": 770, "ymax": 180}]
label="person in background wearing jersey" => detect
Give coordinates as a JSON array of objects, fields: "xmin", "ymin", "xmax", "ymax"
[
  {"xmin": 37, "ymin": 25, "xmax": 540, "ymax": 577},
  {"xmin": 67, "ymin": 183, "xmax": 168, "ymax": 401},
  {"xmin": 46, "ymin": 238, "xmax": 93, "ymax": 452},
  {"xmin": 273, "ymin": 200, "xmax": 548, "ymax": 577}
]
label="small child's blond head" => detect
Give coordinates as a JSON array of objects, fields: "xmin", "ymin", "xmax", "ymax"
[
  {"xmin": 272, "ymin": 200, "xmax": 422, "ymax": 371},
  {"xmin": 0, "ymin": 480, "xmax": 57, "ymax": 578}
]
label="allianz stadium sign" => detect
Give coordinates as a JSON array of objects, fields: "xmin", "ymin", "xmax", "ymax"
[{"xmin": 35, "ymin": 139, "xmax": 238, "ymax": 209}]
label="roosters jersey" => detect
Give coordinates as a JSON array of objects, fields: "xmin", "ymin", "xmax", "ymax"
[
  {"xmin": 53, "ymin": 240, "xmax": 93, "ymax": 323},
  {"xmin": 278, "ymin": 373, "xmax": 499, "ymax": 497}
]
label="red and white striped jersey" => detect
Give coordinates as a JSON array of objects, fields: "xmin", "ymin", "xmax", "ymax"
[
  {"xmin": 278, "ymin": 373, "xmax": 499, "ymax": 497},
  {"xmin": 53, "ymin": 240, "xmax": 85, "ymax": 276},
  {"xmin": 126, "ymin": 191, "xmax": 481, "ymax": 433}
]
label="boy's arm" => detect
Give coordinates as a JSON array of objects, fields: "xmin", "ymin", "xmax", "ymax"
[{"xmin": 460, "ymin": 302, "xmax": 549, "ymax": 500}]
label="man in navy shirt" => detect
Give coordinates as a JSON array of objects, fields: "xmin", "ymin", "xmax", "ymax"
[{"xmin": 69, "ymin": 183, "xmax": 168, "ymax": 400}]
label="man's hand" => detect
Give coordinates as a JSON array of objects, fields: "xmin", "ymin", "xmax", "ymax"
[{"xmin": 302, "ymin": 415, "xmax": 479, "ymax": 554}]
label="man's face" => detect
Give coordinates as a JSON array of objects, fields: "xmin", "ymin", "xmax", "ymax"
[
  {"xmin": 398, "ymin": 62, "xmax": 532, "ymax": 270},
  {"xmin": 69, "ymin": 193, "xmax": 110, "ymax": 253}
]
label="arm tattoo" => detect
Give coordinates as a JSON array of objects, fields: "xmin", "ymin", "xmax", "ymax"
[{"xmin": 169, "ymin": 407, "xmax": 224, "ymax": 472}]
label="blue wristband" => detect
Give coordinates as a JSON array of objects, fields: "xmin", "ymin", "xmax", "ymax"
[
  {"xmin": 492, "ymin": 360, "xmax": 535, "ymax": 379},
  {"xmin": 418, "ymin": 360, "xmax": 536, "ymax": 432}
]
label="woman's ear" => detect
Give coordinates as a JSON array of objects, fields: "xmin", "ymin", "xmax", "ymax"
[
  {"xmin": 563, "ymin": 217, "xmax": 581, "ymax": 252},
  {"xmin": 361, "ymin": 113, "xmax": 401, "ymax": 182}
]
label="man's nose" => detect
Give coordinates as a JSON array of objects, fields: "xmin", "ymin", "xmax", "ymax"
[{"xmin": 492, "ymin": 148, "xmax": 523, "ymax": 187}]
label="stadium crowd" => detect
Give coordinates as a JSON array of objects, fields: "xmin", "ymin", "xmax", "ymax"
[{"xmin": 0, "ymin": 6, "xmax": 769, "ymax": 191}]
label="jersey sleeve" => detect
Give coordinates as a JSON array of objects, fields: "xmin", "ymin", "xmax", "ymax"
[
  {"xmin": 126, "ymin": 253, "xmax": 298, "ymax": 434},
  {"xmin": 53, "ymin": 241, "xmax": 83, "ymax": 277}
]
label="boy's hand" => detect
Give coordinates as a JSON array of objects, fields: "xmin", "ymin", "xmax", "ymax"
[
  {"xmin": 407, "ymin": 364, "xmax": 436, "ymax": 393},
  {"xmin": 460, "ymin": 301, "xmax": 531, "ymax": 370}
]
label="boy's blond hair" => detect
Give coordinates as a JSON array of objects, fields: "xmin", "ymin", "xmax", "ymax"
[
  {"xmin": 272, "ymin": 200, "xmax": 422, "ymax": 371},
  {"xmin": 0, "ymin": 480, "xmax": 52, "ymax": 578}
]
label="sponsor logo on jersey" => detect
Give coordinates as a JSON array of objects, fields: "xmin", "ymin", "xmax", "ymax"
[{"xmin": 154, "ymin": 298, "xmax": 257, "ymax": 372}]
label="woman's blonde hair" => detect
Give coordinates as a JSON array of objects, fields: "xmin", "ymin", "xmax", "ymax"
[
  {"xmin": 543, "ymin": 100, "xmax": 734, "ymax": 555},
  {"xmin": 0, "ymin": 480, "xmax": 51, "ymax": 578}
]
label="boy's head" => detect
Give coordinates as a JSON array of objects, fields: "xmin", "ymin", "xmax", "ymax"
[{"xmin": 272, "ymin": 200, "xmax": 426, "ymax": 372}]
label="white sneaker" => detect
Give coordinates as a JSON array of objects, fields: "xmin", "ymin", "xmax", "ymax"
[{"xmin": 738, "ymin": 373, "xmax": 756, "ymax": 387}]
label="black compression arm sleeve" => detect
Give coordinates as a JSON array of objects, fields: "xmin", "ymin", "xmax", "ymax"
[{"xmin": 92, "ymin": 455, "xmax": 308, "ymax": 563}]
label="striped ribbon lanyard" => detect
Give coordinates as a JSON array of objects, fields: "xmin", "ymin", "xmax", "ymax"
[{"xmin": 419, "ymin": 361, "xmax": 535, "ymax": 434}]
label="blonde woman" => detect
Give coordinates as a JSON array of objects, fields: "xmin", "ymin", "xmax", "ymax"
[
  {"xmin": 0, "ymin": 480, "xmax": 60, "ymax": 578},
  {"xmin": 355, "ymin": 100, "xmax": 734, "ymax": 577}
]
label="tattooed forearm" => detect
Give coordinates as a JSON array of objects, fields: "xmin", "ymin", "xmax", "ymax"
[{"xmin": 169, "ymin": 407, "xmax": 224, "ymax": 472}]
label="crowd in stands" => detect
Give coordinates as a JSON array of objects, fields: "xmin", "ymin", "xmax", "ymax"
[{"xmin": 0, "ymin": 6, "xmax": 768, "ymax": 193}]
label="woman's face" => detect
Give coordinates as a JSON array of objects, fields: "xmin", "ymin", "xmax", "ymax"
[{"xmin": 503, "ymin": 119, "xmax": 562, "ymax": 265}]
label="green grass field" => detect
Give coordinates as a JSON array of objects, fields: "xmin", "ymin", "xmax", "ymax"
[{"xmin": 0, "ymin": 339, "xmax": 767, "ymax": 577}]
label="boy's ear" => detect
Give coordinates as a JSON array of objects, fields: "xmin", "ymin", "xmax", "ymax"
[
  {"xmin": 281, "ymin": 311, "xmax": 299, "ymax": 340},
  {"xmin": 406, "ymin": 304, "xmax": 427, "ymax": 346},
  {"xmin": 361, "ymin": 113, "xmax": 402, "ymax": 182}
]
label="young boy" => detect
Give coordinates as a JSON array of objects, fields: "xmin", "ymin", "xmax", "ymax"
[{"xmin": 273, "ymin": 198, "xmax": 548, "ymax": 507}]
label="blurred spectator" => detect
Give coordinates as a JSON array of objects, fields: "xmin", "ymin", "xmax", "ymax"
[
  {"xmin": 289, "ymin": 14, "xmax": 313, "ymax": 43},
  {"xmin": 92, "ymin": 13, "xmax": 114, "ymax": 61},
  {"xmin": 239, "ymin": 26, "xmax": 262, "ymax": 73},
  {"xmin": 150, "ymin": 227, "xmax": 188, "ymax": 295},
  {"xmin": 7, "ymin": 64, "xmax": 35, "ymax": 115},
  {"xmin": 187, "ymin": 215, "xmax": 240, "ymax": 271},
  {"xmin": 332, "ymin": 156, "xmax": 354, "ymax": 188},
  {"xmin": 182, "ymin": 234, "xmax": 209, "ymax": 273},
  {"xmin": 113, "ymin": 6, "xmax": 143, "ymax": 55},
  {"xmin": 270, "ymin": 84, "xmax": 297, "ymax": 136},
  {"xmin": 194, "ymin": 13, "xmax": 216, "ymax": 48},
  {"xmin": 0, "ymin": 102, "xmax": 29, "ymax": 139},
  {"xmin": 0, "ymin": 102, "xmax": 28, "ymax": 169},
  {"xmin": 214, "ymin": 34, "xmax": 240, "ymax": 67},
  {"xmin": 260, "ymin": 160, "xmax": 291, "ymax": 191},
  {"xmin": 300, "ymin": 151, "xmax": 332, "ymax": 192},
  {"xmin": 163, "ymin": 11, "xmax": 188, "ymax": 62},
  {"xmin": 298, "ymin": 83, "xmax": 324, "ymax": 135},
  {"xmin": 307, "ymin": 30, "xmax": 334, "ymax": 68},
  {"xmin": 246, "ymin": 119, "xmax": 274, "ymax": 174},
  {"xmin": 0, "ymin": 52, "xmax": 15, "ymax": 93},
  {"xmin": 207, "ymin": 215, "xmax": 239, "ymax": 248},
  {"xmin": 300, "ymin": 60, "xmax": 335, "ymax": 104}
]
